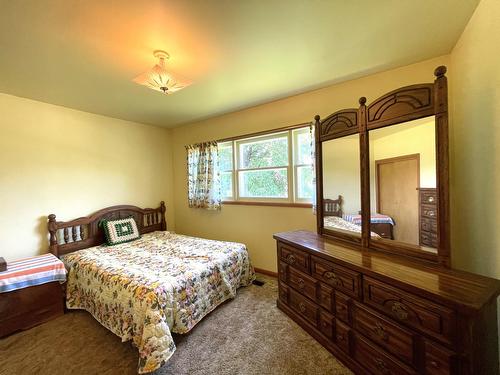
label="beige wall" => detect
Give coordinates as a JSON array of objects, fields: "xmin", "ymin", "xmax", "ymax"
[
  {"xmin": 173, "ymin": 0, "xmax": 500, "ymax": 278},
  {"xmin": 371, "ymin": 118, "xmax": 436, "ymax": 187},
  {"xmin": 449, "ymin": 0, "xmax": 500, "ymax": 278},
  {"xmin": 172, "ymin": 55, "xmax": 449, "ymax": 272},
  {"xmin": 322, "ymin": 135, "xmax": 361, "ymax": 214},
  {"xmin": 3, "ymin": 0, "xmax": 497, "ymax": 283},
  {"xmin": 0, "ymin": 93, "xmax": 174, "ymax": 261},
  {"xmin": 369, "ymin": 118, "xmax": 437, "ymax": 209}
]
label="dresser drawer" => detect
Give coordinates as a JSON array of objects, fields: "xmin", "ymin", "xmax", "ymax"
[
  {"xmin": 352, "ymin": 303, "xmax": 416, "ymax": 366},
  {"xmin": 363, "ymin": 277, "xmax": 455, "ymax": 344},
  {"xmin": 420, "ymin": 190, "xmax": 438, "ymax": 205},
  {"xmin": 353, "ymin": 334, "xmax": 417, "ymax": 375},
  {"xmin": 421, "ymin": 218, "xmax": 437, "ymax": 233},
  {"xmin": 279, "ymin": 242, "xmax": 310, "ymax": 274},
  {"xmin": 335, "ymin": 319, "xmax": 351, "ymax": 354},
  {"xmin": 424, "ymin": 340, "xmax": 457, "ymax": 375},
  {"xmin": 421, "ymin": 204, "xmax": 438, "ymax": 219},
  {"xmin": 335, "ymin": 291, "xmax": 350, "ymax": 323},
  {"xmin": 288, "ymin": 288, "xmax": 319, "ymax": 327},
  {"xmin": 311, "ymin": 256, "xmax": 361, "ymax": 299},
  {"xmin": 319, "ymin": 310, "xmax": 335, "ymax": 340},
  {"xmin": 288, "ymin": 267, "xmax": 317, "ymax": 301},
  {"xmin": 318, "ymin": 282, "xmax": 334, "ymax": 312},
  {"xmin": 421, "ymin": 231, "xmax": 438, "ymax": 247}
]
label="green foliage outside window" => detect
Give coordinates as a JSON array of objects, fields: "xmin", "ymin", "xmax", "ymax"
[
  {"xmin": 240, "ymin": 136, "xmax": 288, "ymax": 169},
  {"xmin": 240, "ymin": 169, "xmax": 288, "ymax": 197},
  {"xmin": 218, "ymin": 128, "xmax": 314, "ymax": 201}
]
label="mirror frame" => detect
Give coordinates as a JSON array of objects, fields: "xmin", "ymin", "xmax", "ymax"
[{"xmin": 315, "ymin": 66, "xmax": 450, "ymax": 267}]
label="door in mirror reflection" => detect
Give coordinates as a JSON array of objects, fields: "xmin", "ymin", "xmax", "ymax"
[
  {"xmin": 369, "ymin": 116, "xmax": 437, "ymax": 252},
  {"xmin": 322, "ymin": 134, "xmax": 362, "ymax": 237}
]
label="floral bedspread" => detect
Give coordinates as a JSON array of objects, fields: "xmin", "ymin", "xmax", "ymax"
[
  {"xmin": 323, "ymin": 216, "xmax": 380, "ymax": 238},
  {"xmin": 62, "ymin": 231, "xmax": 255, "ymax": 373}
]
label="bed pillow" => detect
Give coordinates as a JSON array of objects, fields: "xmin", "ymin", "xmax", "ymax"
[{"xmin": 100, "ymin": 217, "xmax": 140, "ymax": 246}]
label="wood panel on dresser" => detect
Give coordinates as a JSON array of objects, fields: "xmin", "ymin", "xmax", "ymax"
[{"xmin": 275, "ymin": 230, "xmax": 500, "ymax": 375}]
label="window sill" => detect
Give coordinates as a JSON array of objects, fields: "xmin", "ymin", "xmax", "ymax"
[{"xmin": 222, "ymin": 201, "xmax": 312, "ymax": 208}]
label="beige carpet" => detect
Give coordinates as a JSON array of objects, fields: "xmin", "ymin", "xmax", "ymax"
[{"xmin": 0, "ymin": 275, "xmax": 352, "ymax": 375}]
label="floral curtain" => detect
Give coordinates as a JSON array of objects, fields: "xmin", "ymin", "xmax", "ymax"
[
  {"xmin": 310, "ymin": 122, "xmax": 317, "ymax": 214},
  {"xmin": 186, "ymin": 141, "xmax": 222, "ymax": 210}
]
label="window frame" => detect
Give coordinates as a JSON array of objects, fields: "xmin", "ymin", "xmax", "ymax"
[
  {"xmin": 220, "ymin": 125, "xmax": 313, "ymax": 207},
  {"xmin": 292, "ymin": 127, "xmax": 315, "ymax": 203},
  {"xmin": 218, "ymin": 141, "xmax": 235, "ymax": 200}
]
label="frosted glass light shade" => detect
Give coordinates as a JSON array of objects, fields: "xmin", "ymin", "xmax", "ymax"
[{"xmin": 133, "ymin": 51, "xmax": 191, "ymax": 94}]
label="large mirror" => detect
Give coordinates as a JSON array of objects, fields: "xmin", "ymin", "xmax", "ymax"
[
  {"xmin": 322, "ymin": 134, "xmax": 361, "ymax": 238},
  {"xmin": 314, "ymin": 66, "xmax": 450, "ymax": 266},
  {"xmin": 368, "ymin": 117, "xmax": 437, "ymax": 253}
]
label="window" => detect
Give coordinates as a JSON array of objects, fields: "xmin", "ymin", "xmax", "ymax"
[
  {"xmin": 219, "ymin": 126, "xmax": 314, "ymax": 205},
  {"xmin": 218, "ymin": 142, "xmax": 234, "ymax": 199},
  {"xmin": 293, "ymin": 128, "xmax": 315, "ymax": 201}
]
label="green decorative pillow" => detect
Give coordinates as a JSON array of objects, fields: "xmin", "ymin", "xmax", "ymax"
[{"xmin": 100, "ymin": 217, "xmax": 140, "ymax": 245}]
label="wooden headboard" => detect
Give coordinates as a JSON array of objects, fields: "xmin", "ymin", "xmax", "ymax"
[
  {"xmin": 324, "ymin": 196, "xmax": 343, "ymax": 217},
  {"xmin": 48, "ymin": 202, "xmax": 166, "ymax": 257}
]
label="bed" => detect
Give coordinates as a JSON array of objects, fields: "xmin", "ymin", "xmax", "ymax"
[
  {"xmin": 47, "ymin": 202, "xmax": 255, "ymax": 373},
  {"xmin": 323, "ymin": 196, "xmax": 393, "ymax": 238},
  {"xmin": 342, "ymin": 213, "xmax": 395, "ymax": 239},
  {"xmin": 323, "ymin": 215, "xmax": 367, "ymax": 235}
]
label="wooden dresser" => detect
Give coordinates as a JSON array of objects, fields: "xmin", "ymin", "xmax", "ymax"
[
  {"xmin": 0, "ymin": 282, "xmax": 64, "ymax": 337},
  {"xmin": 371, "ymin": 222, "xmax": 394, "ymax": 240},
  {"xmin": 274, "ymin": 230, "xmax": 500, "ymax": 375},
  {"xmin": 419, "ymin": 188, "xmax": 438, "ymax": 248}
]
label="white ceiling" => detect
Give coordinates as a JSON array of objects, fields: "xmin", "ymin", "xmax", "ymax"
[{"xmin": 0, "ymin": 0, "xmax": 479, "ymax": 128}]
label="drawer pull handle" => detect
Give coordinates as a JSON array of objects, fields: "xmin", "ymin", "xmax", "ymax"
[
  {"xmin": 297, "ymin": 278, "xmax": 305, "ymax": 289},
  {"xmin": 373, "ymin": 322, "xmax": 389, "ymax": 342},
  {"xmin": 299, "ymin": 302, "xmax": 306, "ymax": 313},
  {"xmin": 324, "ymin": 271, "xmax": 336, "ymax": 280},
  {"xmin": 391, "ymin": 302, "xmax": 408, "ymax": 320},
  {"xmin": 427, "ymin": 210, "xmax": 435, "ymax": 217},
  {"xmin": 286, "ymin": 254, "xmax": 297, "ymax": 264},
  {"xmin": 428, "ymin": 196, "xmax": 435, "ymax": 203},
  {"xmin": 337, "ymin": 334, "xmax": 344, "ymax": 341},
  {"xmin": 375, "ymin": 358, "xmax": 390, "ymax": 374},
  {"xmin": 430, "ymin": 360, "xmax": 439, "ymax": 368},
  {"xmin": 323, "ymin": 271, "xmax": 340, "ymax": 285},
  {"xmin": 322, "ymin": 321, "xmax": 328, "ymax": 327}
]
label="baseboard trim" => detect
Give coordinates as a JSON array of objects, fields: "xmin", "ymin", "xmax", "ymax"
[{"xmin": 254, "ymin": 267, "xmax": 278, "ymax": 278}]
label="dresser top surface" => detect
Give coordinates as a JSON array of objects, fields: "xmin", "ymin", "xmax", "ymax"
[{"xmin": 274, "ymin": 230, "xmax": 500, "ymax": 312}]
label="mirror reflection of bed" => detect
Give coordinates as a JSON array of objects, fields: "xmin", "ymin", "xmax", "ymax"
[
  {"xmin": 321, "ymin": 134, "xmax": 363, "ymax": 237},
  {"xmin": 320, "ymin": 117, "xmax": 438, "ymax": 252},
  {"xmin": 321, "ymin": 134, "xmax": 395, "ymax": 238},
  {"xmin": 322, "ymin": 195, "xmax": 394, "ymax": 239}
]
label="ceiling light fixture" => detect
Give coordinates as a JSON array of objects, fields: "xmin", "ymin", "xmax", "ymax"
[{"xmin": 133, "ymin": 50, "xmax": 192, "ymax": 94}]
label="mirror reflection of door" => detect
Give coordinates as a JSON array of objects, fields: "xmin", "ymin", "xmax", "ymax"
[
  {"xmin": 369, "ymin": 116, "xmax": 437, "ymax": 253},
  {"xmin": 376, "ymin": 154, "xmax": 419, "ymax": 244}
]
